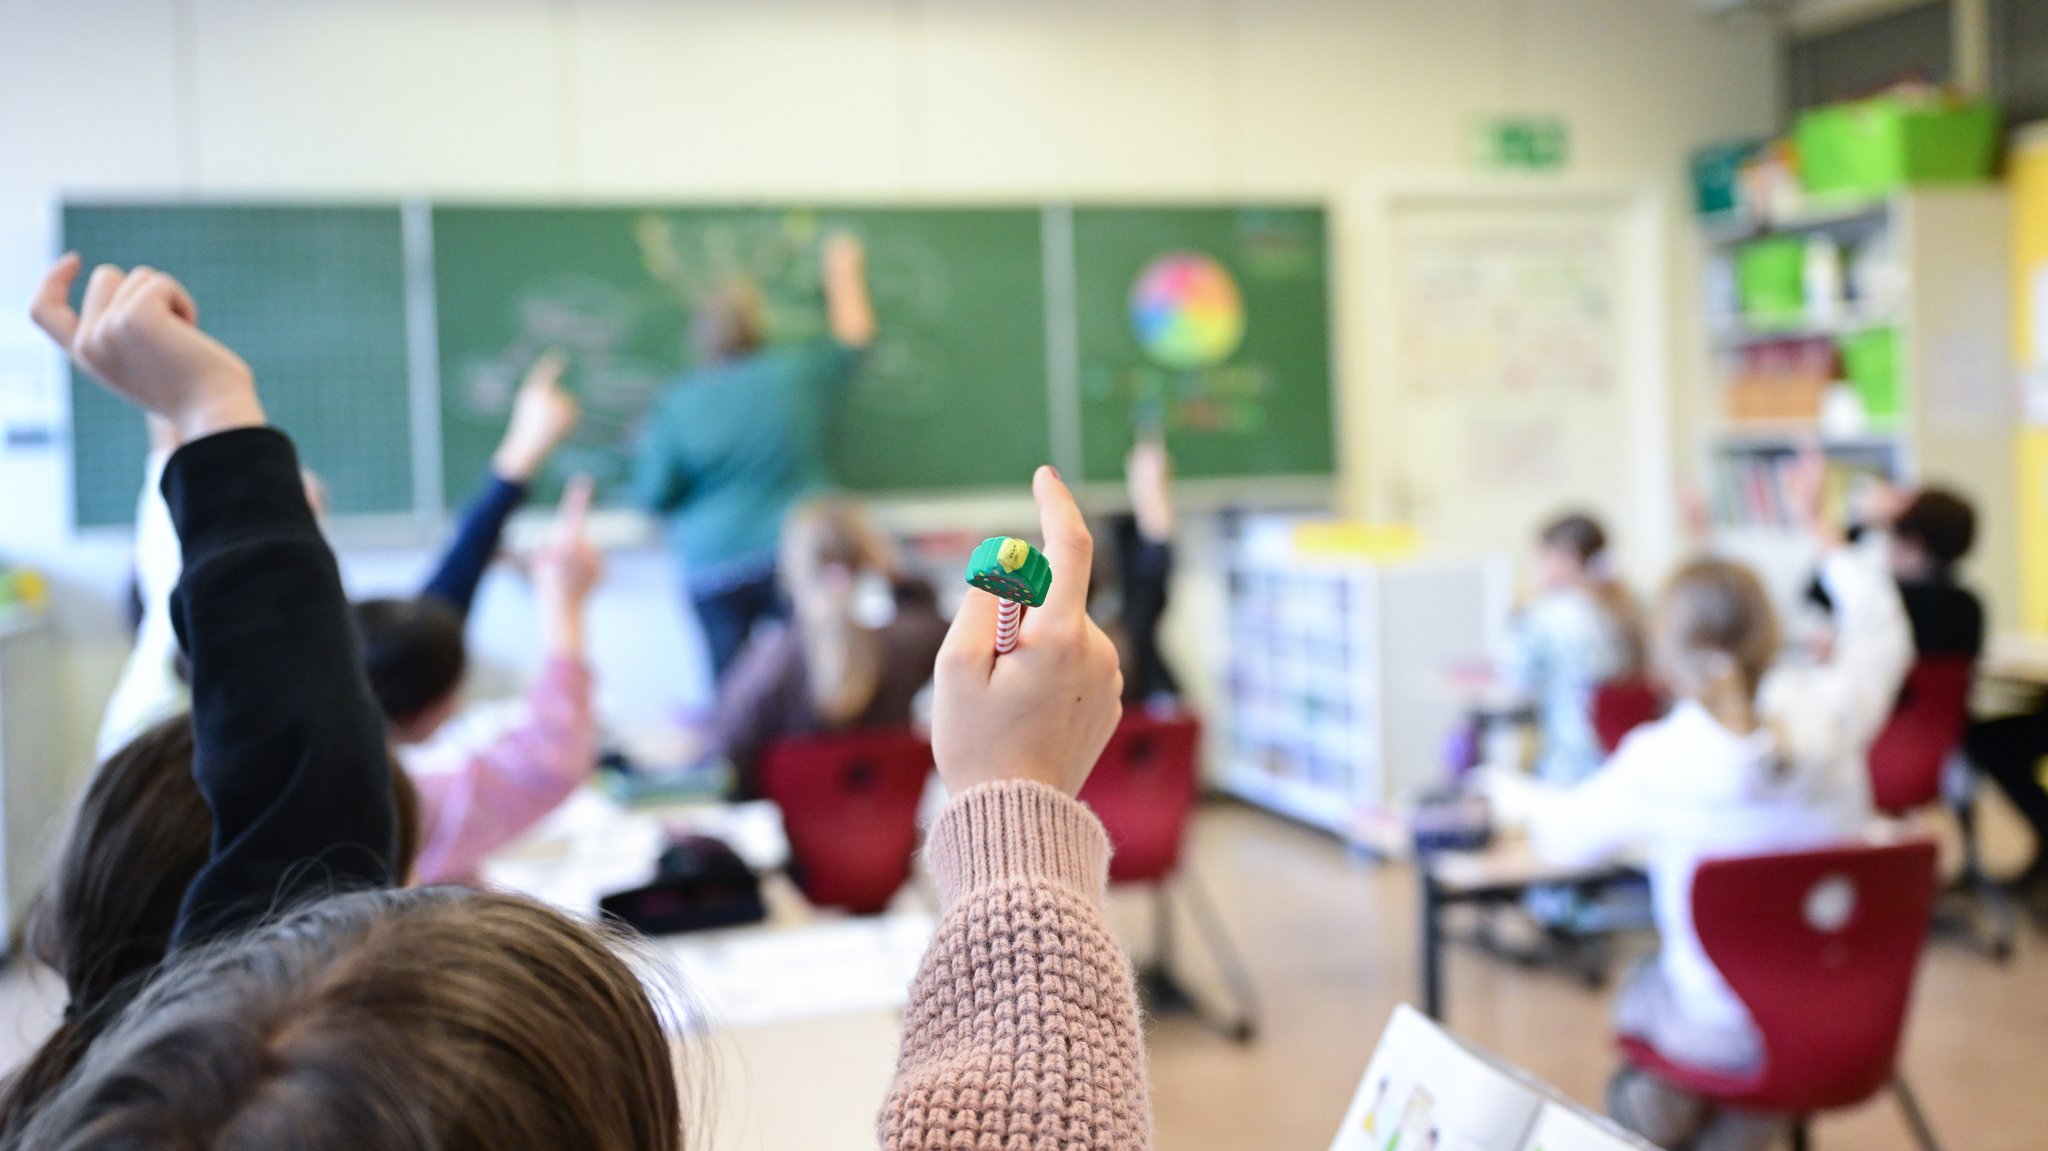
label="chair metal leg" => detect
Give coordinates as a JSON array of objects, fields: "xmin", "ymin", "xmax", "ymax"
[
  {"xmin": 1789, "ymin": 1119, "xmax": 1811, "ymax": 1151},
  {"xmin": 1131, "ymin": 875, "xmax": 1260, "ymax": 1043},
  {"xmin": 1179, "ymin": 871, "xmax": 1261, "ymax": 1043},
  {"xmin": 1941, "ymin": 783, "xmax": 2018, "ymax": 962},
  {"xmin": 1893, "ymin": 1079, "xmax": 1943, "ymax": 1151}
]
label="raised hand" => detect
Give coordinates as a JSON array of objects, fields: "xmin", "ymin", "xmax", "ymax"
[
  {"xmin": 932, "ymin": 467, "xmax": 1123, "ymax": 796},
  {"xmin": 532, "ymin": 474, "xmax": 603, "ymax": 608},
  {"xmin": 492, "ymin": 350, "xmax": 581, "ymax": 482},
  {"xmin": 30, "ymin": 255, "xmax": 262, "ymax": 442}
]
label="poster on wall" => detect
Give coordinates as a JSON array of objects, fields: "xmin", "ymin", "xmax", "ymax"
[{"xmin": 1395, "ymin": 230, "xmax": 1617, "ymax": 399}]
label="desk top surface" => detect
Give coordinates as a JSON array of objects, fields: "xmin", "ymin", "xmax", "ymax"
[
  {"xmin": 1985, "ymin": 633, "xmax": 2048, "ymax": 687},
  {"xmin": 1423, "ymin": 837, "xmax": 1639, "ymax": 893}
]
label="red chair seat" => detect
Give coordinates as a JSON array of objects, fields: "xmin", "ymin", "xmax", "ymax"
[
  {"xmin": 1868, "ymin": 656, "xmax": 1974, "ymax": 816},
  {"xmin": 1617, "ymin": 840, "xmax": 1940, "ymax": 1116},
  {"xmin": 1077, "ymin": 712, "xmax": 1202, "ymax": 884},
  {"xmin": 757, "ymin": 728, "xmax": 932, "ymax": 915},
  {"xmin": 1591, "ymin": 678, "xmax": 1665, "ymax": 754}
]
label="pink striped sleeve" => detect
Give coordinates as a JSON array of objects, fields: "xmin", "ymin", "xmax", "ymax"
[{"xmin": 411, "ymin": 657, "xmax": 599, "ymax": 885}]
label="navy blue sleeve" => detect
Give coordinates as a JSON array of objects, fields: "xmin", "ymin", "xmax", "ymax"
[
  {"xmin": 420, "ymin": 472, "xmax": 527, "ymax": 619},
  {"xmin": 164, "ymin": 428, "xmax": 397, "ymax": 947}
]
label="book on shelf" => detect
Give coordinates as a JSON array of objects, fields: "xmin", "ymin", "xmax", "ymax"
[
  {"xmin": 1708, "ymin": 448, "xmax": 1892, "ymax": 530},
  {"xmin": 1330, "ymin": 1005, "xmax": 1655, "ymax": 1151}
]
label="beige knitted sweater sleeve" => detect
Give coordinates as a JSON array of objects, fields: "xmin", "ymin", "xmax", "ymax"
[{"xmin": 879, "ymin": 780, "xmax": 1154, "ymax": 1150}]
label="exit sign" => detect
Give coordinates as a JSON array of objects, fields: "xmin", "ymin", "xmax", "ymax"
[{"xmin": 1476, "ymin": 116, "xmax": 1570, "ymax": 171}]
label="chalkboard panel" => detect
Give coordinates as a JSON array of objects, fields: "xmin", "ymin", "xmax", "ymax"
[
  {"xmin": 64, "ymin": 205, "xmax": 413, "ymax": 527},
  {"xmin": 1072, "ymin": 205, "xmax": 1334, "ymax": 482},
  {"xmin": 430, "ymin": 205, "xmax": 1052, "ymax": 504}
]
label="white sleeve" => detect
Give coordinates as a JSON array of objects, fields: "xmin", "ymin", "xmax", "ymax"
[
  {"xmin": 1527, "ymin": 732, "xmax": 1659, "ymax": 868},
  {"xmin": 1803, "ymin": 540, "xmax": 1914, "ymax": 752},
  {"xmin": 95, "ymin": 451, "xmax": 189, "ymax": 759}
]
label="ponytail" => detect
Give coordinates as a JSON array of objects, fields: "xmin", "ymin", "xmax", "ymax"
[
  {"xmin": 780, "ymin": 498, "xmax": 897, "ymax": 726},
  {"xmin": 1690, "ymin": 650, "xmax": 1759, "ymax": 735},
  {"xmin": 1654, "ymin": 559, "xmax": 1781, "ymax": 739}
]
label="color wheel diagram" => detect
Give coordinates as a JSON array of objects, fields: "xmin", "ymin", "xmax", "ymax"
[{"xmin": 1128, "ymin": 251, "xmax": 1246, "ymax": 370}]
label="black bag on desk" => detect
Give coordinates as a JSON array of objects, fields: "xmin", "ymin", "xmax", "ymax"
[{"xmin": 600, "ymin": 834, "xmax": 767, "ymax": 936}]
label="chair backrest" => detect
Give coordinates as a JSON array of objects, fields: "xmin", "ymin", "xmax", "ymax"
[
  {"xmin": 1590, "ymin": 677, "xmax": 1666, "ymax": 754},
  {"xmin": 1076, "ymin": 712, "xmax": 1202, "ymax": 885},
  {"xmin": 1867, "ymin": 655, "xmax": 1974, "ymax": 815},
  {"xmin": 1690, "ymin": 839, "xmax": 1939, "ymax": 1112},
  {"xmin": 756, "ymin": 728, "xmax": 932, "ymax": 915}
]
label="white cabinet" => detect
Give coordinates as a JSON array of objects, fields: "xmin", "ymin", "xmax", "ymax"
[{"xmin": 1216, "ymin": 519, "xmax": 1502, "ymax": 838}]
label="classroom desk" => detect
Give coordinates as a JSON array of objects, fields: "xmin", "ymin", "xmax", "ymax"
[
  {"xmin": 1415, "ymin": 838, "xmax": 1641, "ymax": 1022},
  {"xmin": 1984, "ymin": 633, "xmax": 2048, "ymax": 688},
  {"xmin": 484, "ymin": 787, "xmax": 930, "ymax": 1151}
]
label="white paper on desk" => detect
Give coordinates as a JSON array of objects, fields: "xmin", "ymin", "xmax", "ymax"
[
  {"xmin": 1330, "ymin": 1005, "xmax": 1545, "ymax": 1151},
  {"xmin": 1331, "ymin": 1006, "xmax": 1656, "ymax": 1151},
  {"xmin": 481, "ymin": 789, "xmax": 666, "ymax": 917},
  {"xmin": 1520, "ymin": 1102, "xmax": 1661, "ymax": 1151},
  {"xmin": 659, "ymin": 913, "xmax": 935, "ymax": 1030}
]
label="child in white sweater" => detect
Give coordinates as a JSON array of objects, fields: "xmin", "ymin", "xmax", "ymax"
[{"xmin": 1500, "ymin": 461, "xmax": 1912, "ymax": 1151}]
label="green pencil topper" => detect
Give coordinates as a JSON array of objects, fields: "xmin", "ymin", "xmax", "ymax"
[{"xmin": 964, "ymin": 535, "xmax": 1052, "ymax": 653}]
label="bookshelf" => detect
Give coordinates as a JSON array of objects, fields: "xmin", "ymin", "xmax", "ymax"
[
  {"xmin": 1216, "ymin": 517, "xmax": 1502, "ymax": 838},
  {"xmin": 1699, "ymin": 189, "xmax": 2017, "ymax": 622}
]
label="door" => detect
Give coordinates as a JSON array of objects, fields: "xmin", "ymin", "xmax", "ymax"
[{"xmin": 1360, "ymin": 187, "xmax": 1669, "ymax": 583}]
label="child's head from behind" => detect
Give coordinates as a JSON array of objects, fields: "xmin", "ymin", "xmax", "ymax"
[
  {"xmin": 4, "ymin": 716, "xmax": 421, "ymax": 1134},
  {"xmin": 1535, "ymin": 512, "xmax": 1608, "ymax": 592},
  {"xmin": 779, "ymin": 497, "xmax": 896, "ymax": 610},
  {"xmin": 18, "ymin": 887, "xmax": 682, "ymax": 1151},
  {"xmin": 692, "ymin": 278, "xmax": 765, "ymax": 366},
  {"xmin": 1890, "ymin": 487, "xmax": 1976, "ymax": 581},
  {"xmin": 356, "ymin": 597, "xmax": 467, "ymax": 744},
  {"xmin": 1653, "ymin": 559, "xmax": 1779, "ymax": 732}
]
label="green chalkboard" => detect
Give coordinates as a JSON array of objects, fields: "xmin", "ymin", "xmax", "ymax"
[
  {"xmin": 64, "ymin": 205, "xmax": 413, "ymax": 527},
  {"xmin": 1072, "ymin": 205, "xmax": 1334, "ymax": 482},
  {"xmin": 431, "ymin": 205, "xmax": 1051, "ymax": 504}
]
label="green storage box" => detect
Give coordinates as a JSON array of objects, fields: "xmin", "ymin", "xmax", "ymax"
[
  {"xmin": 1691, "ymin": 139, "xmax": 1764, "ymax": 218},
  {"xmin": 1841, "ymin": 326, "xmax": 1901, "ymax": 422},
  {"xmin": 1796, "ymin": 96, "xmax": 1998, "ymax": 197},
  {"xmin": 1738, "ymin": 238, "xmax": 1807, "ymax": 324}
]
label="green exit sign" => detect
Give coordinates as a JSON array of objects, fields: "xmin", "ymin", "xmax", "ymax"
[{"xmin": 1476, "ymin": 116, "xmax": 1570, "ymax": 171}]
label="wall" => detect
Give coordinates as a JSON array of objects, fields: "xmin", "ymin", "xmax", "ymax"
[{"xmin": 0, "ymin": 0, "xmax": 1780, "ymax": 781}]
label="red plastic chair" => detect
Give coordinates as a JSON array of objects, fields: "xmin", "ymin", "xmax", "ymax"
[
  {"xmin": 1867, "ymin": 656, "xmax": 2013, "ymax": 960},
  {"xmin": 1869, "ymin": 657, "xmax": 1974, "ymax": 815},
  {"xmin": 1590, "ymin": 677, "xmax": 1665, "ymax": 754},
  {"xmin": 757, "ymin": 728, "xmax": 932, "ymax": 916},
  {"xmin": 1618, "ymin": 839, "xmax": 1943, "ymax": 1151},
  {"xmin": 1077, "ymin": 711, "xmax": 1258, "ymax": 1042}
]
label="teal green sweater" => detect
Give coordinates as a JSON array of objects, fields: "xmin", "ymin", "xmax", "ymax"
[{"xmin": 633, "ymin": 340, "xmax": 859, "ymax": 587}]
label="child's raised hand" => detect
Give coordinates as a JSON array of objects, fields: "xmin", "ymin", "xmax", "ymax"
[
  {"xmin": 31, "ymin": 255, "xmax": 262, "ymax": 442},
  {"xmin": 492, "ymin": 349, "xmax": 580, "ymax": 482},
  {"xmin": 532, "ymin": 475, "xmax": 603, "ymax": 606},
  {"xmin": 932, "ymin": 467, "xmax": 1123, "ymax": 797}
]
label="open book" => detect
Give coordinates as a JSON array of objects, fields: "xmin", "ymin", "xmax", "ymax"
[{"xmin": 1330, "ymin": 1005, "xmax": 1661, "ymax": 1151}]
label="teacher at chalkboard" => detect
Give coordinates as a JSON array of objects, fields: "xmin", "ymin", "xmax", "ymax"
[{"xmin": 632, "ymin": 234, "xmax": 876, "ymax": 682}]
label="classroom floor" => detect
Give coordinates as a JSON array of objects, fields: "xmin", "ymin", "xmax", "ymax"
[
  {"xmin": 0, "ymin": 802, "xmax": 2041, "ymax": 1149},
  {"xmin": 1135, "ymin": 802, "xmax": 2048, "ymax": 1151}
]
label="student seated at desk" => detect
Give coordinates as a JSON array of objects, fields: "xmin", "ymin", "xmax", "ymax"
[
  {"xmin": 366, "ymin": 477, "xmax": 605, "ymax": 885},
  {"xmin": 1101, "ymin": 438, "xmax": 1184, "ymax": 708},
  {"xmin": 1505, "ymin": 512, "xmax": 1643, "ymax": 785},
  {"xmin": 16, "ymin": 255, "xmax": 1149, "ymax": 1150},
  {"xmin": 1804, "ymin": 482, "xmax": 1983, "ymax": 661},
  {"xmin": 1493, "ymin": 455, "xmax": 1911, "ymax": 1151},
  {"xmin": 704, "ymin": 496, "xmax": 947, "ymax": 797},
  {"xmin": 96, "ymin": 348, "xmax": 599, "ymax": 888}
]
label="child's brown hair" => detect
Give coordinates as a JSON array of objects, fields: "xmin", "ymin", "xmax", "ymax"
[
  {"xmin": 9, "ymin": 887, "xmax": 682, "ymax": 1150},
  {"xmin": 1652, "ymin": 558, "xmax": 1780, "ymax": 735},
  {"xmin": 0, "ymin": 716, "xmax": 420, "ymax": 1137},
  {"xmin": 1539, "ymin": 511, "xmax": 1646, "ymax": 676}
]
